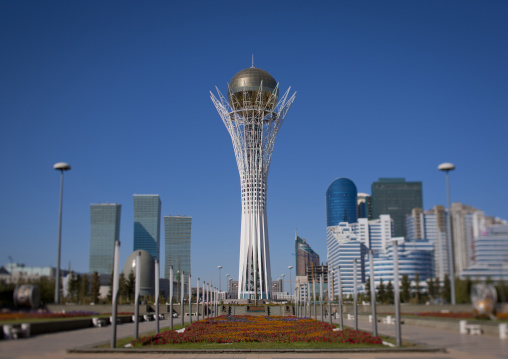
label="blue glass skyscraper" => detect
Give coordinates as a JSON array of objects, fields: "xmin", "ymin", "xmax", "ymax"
[
  {"xmin": 164, "ymin": 215, "xmax": 192, "ymax": 280},
  {"xmin": 133, "ymin": 194, "xmax": 161, "ymax": 262},
  {"xmin": 89, "ymin": 203, "xmax": 121, "ymax": 274},
  {"xmin": 326, "ymin": 178, "xmax": 358, "ymax": 226}
]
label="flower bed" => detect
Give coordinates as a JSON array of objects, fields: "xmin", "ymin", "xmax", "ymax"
[{"xmin": 132, "ymin": 315, "xmax": 383, "ymax": 346}]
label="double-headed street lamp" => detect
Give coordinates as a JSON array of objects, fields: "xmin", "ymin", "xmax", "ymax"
[
  {"xmin": 53, "ymin": 162, "xmax": 71, "ymax": 304},
  {"xmin": 438, "ymin": 162, "xmax": 456, "ymax": 305}
]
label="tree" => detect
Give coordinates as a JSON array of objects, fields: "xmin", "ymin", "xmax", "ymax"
[
  {"xmin": 385, "ymin": 281, "xmax": 394, "ymax": 304},
  {"xmin": 434, "ymin": 277, "xmax": 441, "ymax": 300},
  {"xmin": 413, "ymin": 273, "xmax": 421, "ymax": 304},
  {"xmin": 107, "ymin": 272, "xmax": 113, "ymax": 303},
  {"xmin": 67, "ymin": 272, "xmax": 79, "ymax": 303},
  {"xmin": 79, "ymin": 274, "xmax": 89, "ymax": 304},
  {"xmin": 90, "ymin": 272, "xmax": 100, "ymax": 304},
  {"xmin": 358, "ymin": 292, "xmax": 366, "ymax": 304},
  {"xmin": 427, "ymin": 278, "xmax": 435, "ymax": 300},
  {"xmin": 443, "ymin": 274, "xmax": 451, "ymax": 303},
  {"xmin": 496, "ymin": 279, "xmax": 507, "ymax": 304},
  {"xmin": 365, "ymin": 277, "xmax": 371, "ymax": 303},
  {"xmin": 378, "ymin": 278, "xmax": 386, "ymax": 304},
  {"xmin": 401, "ymin": 274, "xmax": 411, "ymax": 303},
  {"xmin": 34, "ymin": 276, "xmax": 55, "ymax": 305},
  {"xmin": 118, "ymin": 273, "xmax": 127, "ymax": 304},
  {"xmin": 126, "ymin": 270, "xmax": 136, "ymax": 302}
]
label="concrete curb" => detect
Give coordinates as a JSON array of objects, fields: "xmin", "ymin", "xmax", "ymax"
[{"xmin": 69, "ymin": 346, "xmax": 447, "ymax": 354}]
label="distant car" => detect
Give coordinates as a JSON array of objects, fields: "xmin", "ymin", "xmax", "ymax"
[{"xmin": 172, "ymin": 312, "xmax": 178, "ymax": 318}]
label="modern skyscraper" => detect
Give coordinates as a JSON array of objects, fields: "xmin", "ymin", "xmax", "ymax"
[
  {"xmin": 326, "ymin": 221, "xmax": 368, "ymax": 293},
  {"xmin": 133, "ymin": 194, "xmax": 161, "ymax": 262},
  {"xmin": 295, "ymin": 235, "xmax": 320, "ymax": 276},
  {"xmin": 357, "ymin": 193, "xmax": 372, "ymax": 219},
  {"xmin": 89, "ymin": 203, "xmax": 121, "ymax": 274},
  {"xmin": 371, "ymin": 178, "xmax": 423, "ymax": 237},
  {"xmin": 211, "ymin": 66, "xmax": 296, "ymax": 300},
  {"xmin": 326, "ymin": 178, "xmax": 358, "ymax": 226},
  {"xmin": 164, "ymin": 215, "xmax": 192, "ymax": 281}
]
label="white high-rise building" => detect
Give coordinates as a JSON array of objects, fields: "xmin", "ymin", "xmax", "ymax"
[
  {"xmin": 326, "ymin": 215, "xmax": 394, "ymax": 293},
  {"xmin": 211, "ymin": 66, "xmax": 296, "ymax": 300},
  {"xmin": 406, "ymin": 206, "xmax": 448, "ymax": 280}
]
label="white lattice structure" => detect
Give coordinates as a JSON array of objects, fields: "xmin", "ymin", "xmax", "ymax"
[{"xmin": 210, "ymin": 67, "xmax": 295, "ymax": 299}]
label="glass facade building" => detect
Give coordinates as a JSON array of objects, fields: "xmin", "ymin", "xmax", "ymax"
[
  {"xmin": 133, "ymin": 194, "xmax": 161, "ymax": 262},
  {"xmin": 371, "ymin": 178, "xmax": 422, "ymax": 238},
  {"xmin": 295, "ymin": 235, "xmax": 320, "ymax": 276},
  {"xmin": 326, "ymin": 178, "xmax": 358, "ymax": 226},
  {"xmin": 89, "ymin": 203, "xmax": 121, "ymax": 274},
  {"xmin": 164, "ymin": 215, "xmax": 192, "ymax": 281},
  {"xmin": 357, "ymin": 193, "xmax": 372, "ymax": 219}
]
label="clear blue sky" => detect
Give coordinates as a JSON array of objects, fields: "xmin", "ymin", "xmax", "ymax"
[{"xmin": 1, "ymin": 1, "xmax": 507, "ymax": 290}]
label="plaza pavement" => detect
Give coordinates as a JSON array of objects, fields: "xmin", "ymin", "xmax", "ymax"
[{"xmin": 0, "ymin": 314, "xmax": 507, "ymax": 359}]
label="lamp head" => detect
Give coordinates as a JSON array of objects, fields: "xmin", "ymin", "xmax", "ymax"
[
  {"xmin": 53, "ymin": 162, "xmax": 71, "ymax": 171},
  {"xmin": 438, "ymin": 162, "xmax": 455, "ymax": 172}
]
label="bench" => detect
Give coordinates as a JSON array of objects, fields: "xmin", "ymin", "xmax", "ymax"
[
  {"xmin": 131, "ymin": 315, "xmax": 143, "ymax": 322},
  {"xmin": 459, "ymin": 320, "xmax": 483, "ymax": 335},
  {"xmin": 383, "ymin": 315, "xmax": 394, "ymax": 324},
  {"xmin": 92, "ymin": 317, "xmax": 108, "ymax": 327},
  {"xmin": 143, "ymin": 314, "xmax": 154, "ymax": 321},
  {"xmin": 347, "ymin": 314, "xmax": 354, "ymax": 320},
  {"xmin": 109, "ymin": 316, "xmax": 121, "ymax": 324},
  {"xmin": 2, "ymin": 324, "xmax": 30, "ymax": 339},
  {"xmin": 381, "ymin": 315, "xmax": 404, "ymax": 325}
]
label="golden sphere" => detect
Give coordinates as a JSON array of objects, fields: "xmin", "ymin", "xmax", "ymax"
[{"xmin": 228, "ymin": 67, "xmax": 278, "ymax": 111}]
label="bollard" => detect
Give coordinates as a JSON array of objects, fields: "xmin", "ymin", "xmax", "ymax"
[
  {"xmin": 459, "ymin": 320, "xmax": 468, "ymax": 334},
  {"xmin": 500, "ymin": 323, "xmax": 507, "ymax": 339}
]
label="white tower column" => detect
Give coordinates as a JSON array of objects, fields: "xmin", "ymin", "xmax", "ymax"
[{"xmin": 211, "ymin": 67, "xmax": 295, "ymax": 300}]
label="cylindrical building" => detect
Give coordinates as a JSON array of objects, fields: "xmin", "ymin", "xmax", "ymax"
[
  {"xmin": 326, "ymin": 178, "xmax": 358, "ymax": 226},
  {"xmin": 211, "ymin": 66, "xmax": 296, "ymax": 300}
]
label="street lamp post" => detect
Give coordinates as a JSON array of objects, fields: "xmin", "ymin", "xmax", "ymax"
[
  {"xmin": 288, "ymin": 266, "xmax": 293, "ymax": 301},
  {"xmin": 439, "ymin": 162, "xmax": 456, "ymax": 305},
  {"xmin": 225, "ymin": 274, "xmax": 230, "ymax": 298},
  {"xmin": 53, "ymin": 162, "xmax": 71, "ymax": 304},
  {"xmin": 217, "ymin": 266, "xmax": 222, "ymax": 292}
]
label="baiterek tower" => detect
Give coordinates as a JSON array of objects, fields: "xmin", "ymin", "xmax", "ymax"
[{"xmin": 211, "ymin": 65, "xmax": 295, "ymax": 300}]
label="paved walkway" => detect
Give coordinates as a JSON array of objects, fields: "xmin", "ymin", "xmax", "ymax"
[
  {"xmin": 341, "ymin": 315, "xmax": 508, "ymax": 359},
  {"xmin": 0, "ymin": 315, "xmax": 507, "ymax": 359}
]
